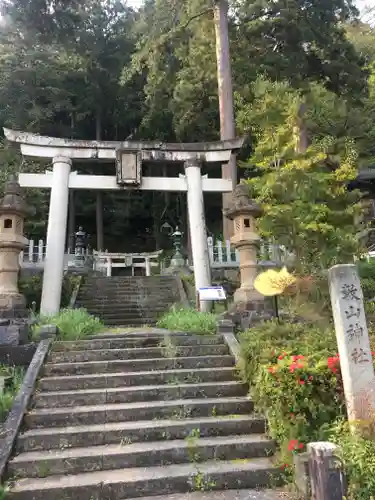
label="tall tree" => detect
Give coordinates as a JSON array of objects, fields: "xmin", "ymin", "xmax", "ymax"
[{"xmin": 237, "ymin": 77, "xmax": 363, "ymax": 272}]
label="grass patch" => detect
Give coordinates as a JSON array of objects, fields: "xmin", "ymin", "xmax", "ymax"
[
  {"xmin": 156, "ymin": 306, "xmax": 217, "ymax": 334},
  {"xmin": 0, "ymin": 365, "xmax": 25, "ymax": 423},
  {"xmin": 32, "ymin": 308, "xmax": 104, "ymax": 341}
]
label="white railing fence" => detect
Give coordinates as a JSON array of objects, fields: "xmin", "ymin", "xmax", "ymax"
[
  {"xmin": 20, "ymin": 237, "xmax": 289, "ymax": 271},
  {"xmin": 19, "ymin": 239, "xmax": 90, "ymax": 266},
  {"xmin": 206, "ymin": 237, "xmax": 287, "ymax": 268}
]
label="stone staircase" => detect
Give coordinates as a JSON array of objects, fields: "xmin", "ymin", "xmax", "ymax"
[
  {"xmin": 75, "ymin": 276, "xmax": 182, "ymax": 326},
  {"xmin": 7, "ymin": 331, "xmax": 282, "ymax": 499}
]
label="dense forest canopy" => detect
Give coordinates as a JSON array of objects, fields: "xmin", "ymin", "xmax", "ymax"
[{"xmin": 0, "ymin": 0, "xmax": 374, "ymax": 254}]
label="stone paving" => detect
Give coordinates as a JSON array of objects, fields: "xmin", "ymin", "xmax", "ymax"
[{"xmin": 130, "ymin": 490, "xmax": 299, "ymax": 500}]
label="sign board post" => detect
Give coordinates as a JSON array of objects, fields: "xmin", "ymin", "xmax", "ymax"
[{"xmin": 197, "ymin": 286, "xmax": 227, "ymax": 312}]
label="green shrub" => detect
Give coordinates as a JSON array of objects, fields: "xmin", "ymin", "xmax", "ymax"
[
  {"xmin": 358, "ymin": 260, "xmax": 375, "ymax": 299},
  {"xmin": 239, "ymin": 320, "xmax": 337, "ymax": 384},
  {"xmin": 239, "ymin": 319, "xmax": 375, "ymax": 493},
  {"xmin": 330, "ymin": 421, "xmax": 375, "ymax": 500},
  {"xmin": 0, "ymin": 366, "xmax": 25, "ymax": 423},
  {"xmin": 157, "ymin": 306, "xmax": 216, "ymax": 334},
  {"xmin": 239, "ymin": 321, "xmax": 345, "ymax": 458},
  {"xmin": 19, "ymin": 273, "xmax": 79, "ymax": 310},
  {"xmin": 32, "ymin": 308, "xmax": 104, "ymax": 341}
]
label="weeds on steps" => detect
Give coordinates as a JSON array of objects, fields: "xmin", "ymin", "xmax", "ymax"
[
  {"xmin": 159, "ymin": 335, "xmax": 179, "ymax": 359},
  {"xmin": 185, "ymin": 428, "xmax": 217, "ymax": 492},
  {"xmin": 31, "ymin": 308, "xmax": 104, "ymax": 341},
  {"xmin": 157, "ymin": 306, "xmax": 216, "ymax": 334}
]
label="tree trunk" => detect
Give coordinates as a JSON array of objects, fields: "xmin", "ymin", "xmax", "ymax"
[
  {"xmin": 68, "ymin": 190, "xmax": 75, "ymax": 252},
  {"xmin": 95, "ymin": 109, "xmax": 104, "ymax": 251},
  {"xmin": 214, "ymin": 0, "xmax": 236, "ymax": 240}
]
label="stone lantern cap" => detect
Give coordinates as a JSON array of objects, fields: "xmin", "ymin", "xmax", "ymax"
[
  {"xmin": 0, "ymin": 175, "xmax": 31, "ymax": 216},
  {"xmin": 224, "ymin": 183, "xmax": 262, "ymax": 220}
]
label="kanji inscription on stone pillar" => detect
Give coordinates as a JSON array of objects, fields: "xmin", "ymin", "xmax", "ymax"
[{"xmin": 328, "ymin": 264, "xmax": 375, "ymax": 431}]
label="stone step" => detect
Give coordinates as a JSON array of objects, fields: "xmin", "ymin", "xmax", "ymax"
[
  {"xmin": 103, "ymin": 319, "xmax": 160, "ymax": 326},
  {"xmin": 17, "ymin": 415, "xmax": 266, "ymax": 453},
  {"xmin": 77, "ymin": 296, "xmax": 177, "ymax": 302},
  {"xmin": 9, "ymin": 434, "xmax": 275, "ymax": 479},
  {"xmin": 47, "ymin": 345, "xmax": 229, "ymax": 364},
  {"xmin": 52, "ymin": 335, "xmax": 224, "ymax": 352},
  {"xmin": 79, "ymin": 282, "xmax": 178, "ymax": 291},
  {"xmin": 77, "ymin": 291, "xmax": 178, "ymax": 300},
  {"xmin": 78, "ymin": 289, "xmax": 178, "ymax": 295},
  {"xmin": 80, "ymin": 281, "xmax": 178, "ymax": 288},
  {"xmin": 33, "ymin": 381, "xmax": 247, "ymax": 408},
  {"xmin": 78, "ymin": 311, "xmax": 168, "ymax": 319},
  {"xmin": 77, "ymin": 296, "xmax": 176, "ymax": 304},
  {"xmin": 124, "ymin": 491, "xmax": 290, "ymax": 500},
  {"xmin": 83, "ymin": 308, "xmax": 173, "ymax": 316},
  {"xmin": 25, "ymin": 397, "xmax": 253, "ymax": 428},
  {"xmin": 43, "ymin": 355, "xmax": 235, "ymax": 376},
  {"xmin": 84, "ymin": 331, "xmax": 213, "ymax": 339},
  {"xmin": 81, "ymin": 277, "xmax": 177, "ymax": 284},
  {"xmin": 38, "ymin": 367, "xmax": 237, "ymax": 392},
  {"xmin": 8, "ymin": 458, "xmax": 282, "ymax": 500}
]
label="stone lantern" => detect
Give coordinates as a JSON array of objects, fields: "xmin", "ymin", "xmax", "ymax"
[
  {"xmin": 224, "ymin": 183, "xmax": 265, "ymax": 311},
  {"xmin": 0, "ymin": 176, "xmax": 30, "ymax": 318}
]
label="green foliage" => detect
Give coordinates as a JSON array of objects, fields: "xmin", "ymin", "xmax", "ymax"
[
  {"xmin": 156, "ymin": 306, "xmax": 216, "ymax": 334},
  {"xmin": 0, "ymin": 0, "xmax": 370, "ymax": 248},
  {"xmin": 233, "ymin": 0, "xmax": 367, "ymax": 98},
  {"xmin": 358, "ymin": 259, "xmax": 375, "ymax": 299},
  {"xmin": 19, "ymin": 273, "xmax": 79, "ymax": 310},
  {"xmin": 238, "ymin": 77, "xmax": 363, "ymax": 273},
  {"xmin": 239, "ymin": 319, "xmax": 375, "ymax": 492},
  {"xmin": 239, "ymin": 321, "xmax": 344, "ymax": 457},
  {"xmin": 32, "ymin": 308, "xmax": 104, "ymax": 340},
  {"xmin": 0, "ymin": 366, "xmax": 25, "ymax": 423},
  {"xmin": 330, "ymin": 421, "xmax": 375, "ymax": 500}
]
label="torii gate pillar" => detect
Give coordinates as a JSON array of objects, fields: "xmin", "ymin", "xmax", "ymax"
[
  {"xmin": 41, "ymin": 157, "xmax": 71, "ymax": 315},
  {"xmin": 185, "ymin": 159, "xmax": 211, "ymax": 311}
]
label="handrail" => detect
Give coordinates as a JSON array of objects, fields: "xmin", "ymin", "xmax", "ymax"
[
  {"xmin": 0, "ymin": 338, "xmax": 53, "ymax": 479},
  {"xmin": 69, "ymin": 275, "xmax": 83, "ymax": 309}
]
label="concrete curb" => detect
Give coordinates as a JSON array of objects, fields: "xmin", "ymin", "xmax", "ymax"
[
  {"xmin": 175, "ymin": 276, "xmax": 190, "ymax": 308},
  {"xmin": 217, "ymin": 320, "xmax": 241, "ymax": 363},
  {"xmin": 0, "ymin": 338, "xmax": 53, "ymax": 479}
]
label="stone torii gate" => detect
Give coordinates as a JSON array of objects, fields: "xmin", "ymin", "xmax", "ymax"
[{"xmin": 4, "ymin": 128, "xmax": 244, "ymax": 315}]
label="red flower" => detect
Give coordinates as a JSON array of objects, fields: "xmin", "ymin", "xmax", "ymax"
[
  {"xmin": 309, "ymin": 376, "xmax": 313, "ymax": 381},
  {"xmin": 290, "ymin": 413, "xmax": 295, "ymax": 418},
  {"xmin": 327, "ymin": 356, "xmax": 340, "ymax": 374},
  {"xmin": 278, "ymin": 355, "xmax": 283, "ymax": 360},
  {"xmin": 298, "ymin": 379, "xmax": 305, "ymax": 385},
  {"xmin": 268, "ymin": 366, "xmax": 275, "ymax": 374},
  {"xmin": 299, "ymin": 443, "xmax": 304, "ymax": 449},
  {"xmin": 288, "ymin": 439, "xmax": 299, "ymax": 451},
  {"xmin": 281, "ymin": 463, "xmax": 289, "ymax": 470}
]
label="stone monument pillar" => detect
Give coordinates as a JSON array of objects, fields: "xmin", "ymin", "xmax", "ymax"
[
  {"xmin": 224, "ymin": 184, "xmax": 266, "ymax": 314},
  {"xmin": 0, "ymin": 176, "xmax": 30, "ymax": 318}
]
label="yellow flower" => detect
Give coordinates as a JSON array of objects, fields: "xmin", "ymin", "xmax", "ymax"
[{"xmin": 254, "ymin": 267, "xmax": 297, "ymax": 297}]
